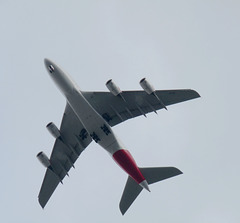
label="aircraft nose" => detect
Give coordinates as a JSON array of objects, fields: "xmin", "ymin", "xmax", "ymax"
[
  {"xmin": 44, "ymin": 58, "xmax": 55, "ymax": 73},
  {"xmin": 44, "ymin": 58, "xmax": 51, "ymax": 66}
]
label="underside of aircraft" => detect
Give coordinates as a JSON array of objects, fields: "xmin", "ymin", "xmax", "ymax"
[{"xmin": 37, "ymin": 59, "xmax": 200, "ymax": 215}]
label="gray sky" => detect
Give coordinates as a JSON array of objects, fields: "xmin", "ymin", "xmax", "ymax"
[{"xmin": 1, "ymin": 1, "xmax": 240, "ymax": 222}]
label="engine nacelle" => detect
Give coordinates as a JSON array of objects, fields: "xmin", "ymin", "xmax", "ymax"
[
  {"xmin": 37, "ymin": 151, "xmax": 51, "ymax": 168},
  {"xmin": 106, "ymin": 79, "xmax": 122, "ymax": 96},
  {"xmin": 46, "ymin": 122, "xmax": 61, "ymax": 139},
  {"xmin": 139, "ymin": 78, "xmax": 155, "ymax": 95}
]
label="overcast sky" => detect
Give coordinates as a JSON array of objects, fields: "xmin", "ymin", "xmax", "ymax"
[{"xmin": 1, "ymin": 1, "xmax": 240, "ymax": 222}]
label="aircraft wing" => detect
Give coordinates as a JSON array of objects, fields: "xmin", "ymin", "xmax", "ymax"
[
  {"xmin": 82, "ymin": 89, "xmax": 200, "ymax": 126},
  {"xmin": 38, "ymin": 103, "xmax": 92, "ymax": 208}
]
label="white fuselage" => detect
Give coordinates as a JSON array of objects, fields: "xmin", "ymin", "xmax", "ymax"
[
  {"xmin": 44, "ymin": 59, "xmax": 123, "ymax": 155},
  {"xmin": 44, "ymin": 59, "xmax": 149, "ymax": 191}
]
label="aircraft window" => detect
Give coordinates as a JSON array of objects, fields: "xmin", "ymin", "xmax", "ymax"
[{"xmin": 48, "ymin": 65, "xmax": 55, "ymax": 73}]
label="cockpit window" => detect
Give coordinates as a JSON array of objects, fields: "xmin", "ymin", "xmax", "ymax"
[{"xmin": 48, "ymin": 65, "xmax": 55, "ymax": 73}]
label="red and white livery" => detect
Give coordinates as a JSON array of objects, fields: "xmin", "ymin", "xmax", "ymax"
[{"xmin": 37, "ymin": 59, "xmax": 200, "ymax": 215}]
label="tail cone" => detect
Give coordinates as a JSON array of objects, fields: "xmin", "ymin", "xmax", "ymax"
[{"xmin": 139, "ymin": 180, "xmax": 150, "ymax": 192}]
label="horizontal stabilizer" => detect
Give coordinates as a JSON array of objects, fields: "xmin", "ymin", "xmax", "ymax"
[
  {"xmin": 119, "ymin": 167, "xmax": 182, "ymax": 215},
  {"xmin": 139, "ymin": 167, "xmax": 182, "ymax": 185},
  {"xmin": 120, "ymin": 176, "xmax": 143, "ymax": 215}
]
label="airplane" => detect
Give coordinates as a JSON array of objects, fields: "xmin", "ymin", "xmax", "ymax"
[{"xmin": 37, "ymin": 58, "xmax": 200, "ymax": 215}]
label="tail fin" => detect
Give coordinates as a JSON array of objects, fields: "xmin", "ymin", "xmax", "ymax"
[{"xmin": 119, "ymin": 167, "xmax": 182, "ymax": 215}]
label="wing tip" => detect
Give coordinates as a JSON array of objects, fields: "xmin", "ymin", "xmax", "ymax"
[
  {"xmin": 173, "ymin": 167, "xmax": 183, "ymax": 176},
  {"xmin": 38, "ymin": 196, "xmax": 47, "ymax": 209},
  {"xmin": 190, "ymin": 89, "xmax": 201, "ymax": 98},
  {"xmin": 119, "ymin": 204, "xmax": 126, "ymax": 215}
]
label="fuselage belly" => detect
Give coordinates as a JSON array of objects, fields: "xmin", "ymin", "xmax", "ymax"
[{"xmin": 45, "ymin": 59, "xmax": 148, "ymax": 189}]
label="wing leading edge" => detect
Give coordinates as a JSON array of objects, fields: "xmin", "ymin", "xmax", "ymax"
[{"xmin": 83, "ymin": 89, "xmax": 200, "ymax": 126}]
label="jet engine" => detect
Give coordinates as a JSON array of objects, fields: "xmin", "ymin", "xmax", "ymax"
[
  {"xmin": 46, "ymin": 122, "xmax": 61, "ymax": 139},
  {"xmin": 37, "ymin": 151, "xmax": 51, "ymax": 168},
  {"xmin": 140, "ymin": 78, "xmax": 167, "ymax": 110},
  {"xmin": 139, "ymin": 78, "xmax": 155, "ymax": 95},
  {"xmin": 106, "ymin": 79, "xmax": 122, "ymax": 96}
]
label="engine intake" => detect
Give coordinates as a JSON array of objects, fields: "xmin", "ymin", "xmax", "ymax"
[
  {"xmin": 46, "ymin": 122, "xmax": 61, "ymax": 139},
  {"xmin": 37, "ymin": 151, "xmax": 51, "ymax": 168},
  {"xmin": 106, "ymin": 79, "xmax": 122, "ymax": 96},
  {"xmin": 139, "ymin": 78, "xmax": 155, "ymax": 95}
]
